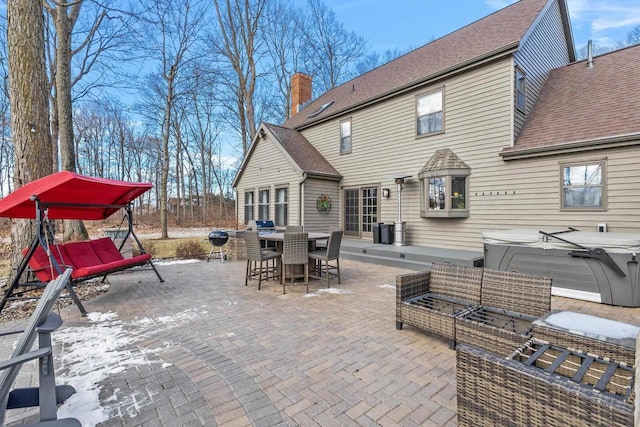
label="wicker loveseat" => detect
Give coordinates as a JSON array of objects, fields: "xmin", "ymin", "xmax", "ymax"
[
  {"xmin": 456, "ymin": 342, "xmax": 635, "ymax": 427},
  {"xmin": 454, "ymin": 268, "xmax": 552, "ymax": 356},
  {"xmin": 396, "ymin": 262, "xmax": 484, "ymax": 348}
]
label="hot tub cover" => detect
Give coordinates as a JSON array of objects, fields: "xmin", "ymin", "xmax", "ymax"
[
  {"xmin": 0, "ymin": 171, "xmax": 152, "ymax": 220},
  {"xmin": 482, "ymin": 229, "xmax": 640, "ymax": 254}
]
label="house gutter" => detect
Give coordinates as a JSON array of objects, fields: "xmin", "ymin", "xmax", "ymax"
[
  {"xmin": 294, "ymin": 42, "xmax": 520, "ymax": 131},
  {"xmin": 500, "ymin": 133, "xmax": 640, "ymax": 160}
]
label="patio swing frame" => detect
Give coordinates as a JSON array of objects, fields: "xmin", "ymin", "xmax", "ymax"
[{"xmin": 0, "ymin": 172, "xmax": 164, "ymax": 316}]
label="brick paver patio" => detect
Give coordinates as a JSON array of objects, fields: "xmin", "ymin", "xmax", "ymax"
[{"xmin": 3, "ymin": 258, "xmax": 639, "ymax": 426}]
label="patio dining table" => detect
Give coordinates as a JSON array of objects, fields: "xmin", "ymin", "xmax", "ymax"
[
  {"xmin": 259, "ymin": 232, "xmax": 330, "ymax": 278},
  {"xmin": 259, "ymin": 231, "xmax": 330, "ymax": 250}
]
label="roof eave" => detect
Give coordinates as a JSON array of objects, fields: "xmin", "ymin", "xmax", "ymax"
[
  {"xmin": 294, "ymin": 42, "xmax": 520, "ymax": 131},
  {"xmin": 500, "ymin": 133, "xmax": 640, "ymax": 160},
  {"xmin": 305, "ymin": 171, "xmax": 343, "ymax": 181}
]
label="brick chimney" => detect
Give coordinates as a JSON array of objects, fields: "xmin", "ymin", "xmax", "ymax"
[{"xmin": 291, "ymin": 72, "xmax": 312, "ymax": 116}]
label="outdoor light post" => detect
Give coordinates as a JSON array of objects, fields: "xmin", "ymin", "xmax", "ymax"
[{"xmin": 389, "ymin": 173, "xmax": 411, "ymax": 246}]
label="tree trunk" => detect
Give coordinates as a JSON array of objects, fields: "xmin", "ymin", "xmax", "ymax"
[
  {"xmin": 53, "ymin": 1, "xmax": 89, "ymax": 241},
  {"xmin": 7, "ymin": 0, "xmax": 54, "ymax": 270}
]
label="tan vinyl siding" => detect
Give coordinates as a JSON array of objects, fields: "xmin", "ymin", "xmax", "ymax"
[
  {"xmin": 303, "ymin": 178, "xmax": 340, "ymax": 232},
  {"xmin": 301, "ymin": 58, "xmax": 515, "ymax": 250},
  {"xmin": 514, "ymin": 0, "xmax": 571, "ymax": 138},
  {"xmin": 235, "ymin": 136, "xmax": 301, "ymax": 226},
  {"xmin": 478, "ymin": 145, "xmax": 640, "ymax": 234}
]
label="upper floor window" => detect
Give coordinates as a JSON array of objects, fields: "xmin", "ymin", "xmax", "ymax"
[
  {"xmin": 561, "ymin": 162, "xmax": 605, "ymax": 210},
  {"xmin": 340, "ymin": 119, "xmax": 352, "ymax": 153},
  {"xmin": 515, "ymin": 68, "xmax": 526, "ymax": 112},
  {"xmin": 244, "ymin": 191, "xmax": 254, "ymax": 224},
  {"xmin": 275, "ymin": 187, "xmax": 288, "ymax": 226},
  {"xmin": 416, "ymin": 89, "xmax": 443, "ymax": 136},
  {"xmin": 258, "ymin": 189, "xmax": 270, "ymax": 219}
]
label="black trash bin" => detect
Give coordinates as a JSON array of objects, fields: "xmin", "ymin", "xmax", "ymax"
[
  {"xmin": 373, "ymin": 223, "xmax": 383, "ymax": 243},
  {"xmin": 381, "ymin": 223, "xmax": 395, "ymax": 245}
]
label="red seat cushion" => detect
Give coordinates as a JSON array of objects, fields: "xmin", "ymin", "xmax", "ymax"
[
  {"xmin": 90, "ymin": 237, "xmax": 125, "ymax": 263},
  {"xmin": 24, "ymin": 245, "xmax": 74, "ymax": 282},
  {"xmin": 63, "ymin": 241, "xmax": 103, "ymax": 268}
]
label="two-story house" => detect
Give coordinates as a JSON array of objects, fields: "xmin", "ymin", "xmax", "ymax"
[{"xmin": 232, "ymin": 0, "xmax": 640, "ymax": 252}]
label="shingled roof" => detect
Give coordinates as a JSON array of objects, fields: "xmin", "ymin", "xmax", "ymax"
[
  {"xmin": 503, "ymin": 44, "xmax": 640, "ymax": 157},
  {"xmin": 284, "ymin": 0, "xmax": 565, "ymax": 130},
  {"xmin": 418, "ymin": 149, "xmax": 470, "ymax": 178},
  {"xmin": 263, "ymin": 123, "xmax": 341, "ymax": 178}
]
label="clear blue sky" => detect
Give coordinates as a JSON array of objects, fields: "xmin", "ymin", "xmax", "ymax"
[{"xmin": 319, "ymin": 0, "xmax": 640, "ymax": 54}]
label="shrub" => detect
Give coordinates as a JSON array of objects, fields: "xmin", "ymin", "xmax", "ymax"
[{"xmin": 175, "ymin": 239, "xmax": 205, "ymax": 260}]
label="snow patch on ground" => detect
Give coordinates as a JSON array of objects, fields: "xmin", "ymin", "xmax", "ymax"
[{"xmin": 54, "ymin": 307, "xmax": 208, "ymax": 426}]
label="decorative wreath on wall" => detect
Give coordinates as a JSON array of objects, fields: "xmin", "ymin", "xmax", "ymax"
[{"xmin": 316, "ymin": 194, "xmax": 331, "ymax": 212}]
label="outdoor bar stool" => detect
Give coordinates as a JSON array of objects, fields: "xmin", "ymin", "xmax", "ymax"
[
  {"xmin": 315, "ymin": 225, "xmax": 342, "ymax": 250},
  {"xmin": 309, "ymin": 229, "xmax": 343, "ymax": 287},
  {"xmin": 245, "ymin": 231, "xmax": 281, "ymax": 289},
  {"xmin": 281, "ymin": 232, "xmax": 309, "ymax": 294}
]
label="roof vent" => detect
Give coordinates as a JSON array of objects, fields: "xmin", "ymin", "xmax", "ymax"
[{"xmin": 587, "ymin": 40, "xmax": 594, "ymax": 69}]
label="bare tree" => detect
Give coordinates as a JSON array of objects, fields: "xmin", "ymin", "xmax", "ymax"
[
  {"xmin": 43, "ymin": 0, "xmax": 137, "ymax": 240},
  {"xmin": 7, "ymin": 0, "xmax": 54, "ymax": 269},
  {"xmin": 299, "ymin": 0, "xmax": 366, "ymax": 94},
  {"xmin": 262, "ymin": 0, "xmax": 305, "ymax": 121},
  {"xmin": 140, "ymin": 0, "xmax": 210, "ymax": 238},
  {"xmin": 211, "ymin": 0, "xmax": 267, "ymax": 156},
  {"xmin": 0, "ymin": 19, "xmax": 13, "ymax": 197}
]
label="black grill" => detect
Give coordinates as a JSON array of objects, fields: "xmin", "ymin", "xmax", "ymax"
[{"xmin": 208, "ymin": 230, "xmax": 229, "ymax": 247}]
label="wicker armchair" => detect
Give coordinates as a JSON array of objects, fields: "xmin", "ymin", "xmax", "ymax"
[
  {"xmin": 456, "ymin": 343, "xmax": 634, "ymax": 427},
  {"xmin": 395, "ymin": 262, "xmax": 483, "ymax": 348},
  {"xmin": 285, "ymin": 225, "xmax": 304, "ymax": 232},
  {"xmin": 244, "ymin": 231, "xmax": 281, "ymax": 290},
  {"xmin": 309, "ymin": 230, "xmax": 343, "ymax": 287},
  {"xmin": 281, "ymin": 232, "xmax": 309, "ymax": 294},
  {"xmin": 455, "ymin": 268, "xmax": 552, "ymax": 357}
]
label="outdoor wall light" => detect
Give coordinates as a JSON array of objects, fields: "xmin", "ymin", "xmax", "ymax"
[{"xmin": 382, "ymin": 188, "xmax": 390, "ymax": 198}]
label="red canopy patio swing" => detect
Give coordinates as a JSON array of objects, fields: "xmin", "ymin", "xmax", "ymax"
[{"xmin": 0, "ymin": 171, "xmax": 164, "ymax": 316}]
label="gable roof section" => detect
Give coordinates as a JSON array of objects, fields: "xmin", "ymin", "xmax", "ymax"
[
  {"xmin": 232, "ymin": 123, "xmax": 341, "ymax": 188},
  {"xmin": 263, "ymin": 123, "xmax": 341, "ymax": 178},
  {"xmin": 284, "ymin": 0, "xmax": 559, "ymax": 130},
  {"xmin": 503, "ymin": 45, "xmax": 640, "ymax": 159}
]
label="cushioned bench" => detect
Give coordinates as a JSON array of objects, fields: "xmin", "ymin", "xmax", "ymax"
[{"xmin": 25, "ymin": 237, "xmax": 152, "ymax": 283}]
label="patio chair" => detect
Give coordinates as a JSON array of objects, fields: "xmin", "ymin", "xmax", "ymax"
[
  {"xmin": 0, "ymin": 268, "xmax": 81, "ymax": 426},
  {"xmin": 281, "ymin": 232, "xmax": 309, "ymax": 294},
  {"xmin": 285, "ymin": 225, "xmax": 304, "ymax": 232},
  {"xmin": 315, "ymin": 225, "xmax": 342, "ymax": 249},
  {"xmin": 309, "ymin": 229, "xmax": 343, "ymax": 287},
  {"xmin": 244, "ymin": 231, "xmax": 281, "ymax": 290}
]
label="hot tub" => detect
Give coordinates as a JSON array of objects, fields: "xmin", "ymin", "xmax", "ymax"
[{"xmin": 482, "ymin": 229, "xmax": 640, "ymax": 307}]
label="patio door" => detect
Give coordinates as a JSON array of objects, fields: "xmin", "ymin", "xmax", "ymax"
[{"xmin": 344, "ymin": 186, "xmax": 379, "ymax": 239}]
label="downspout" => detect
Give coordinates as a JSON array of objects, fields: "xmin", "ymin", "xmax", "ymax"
[
  {"xmin": 299, "ymin": 173, "xmax": 307, "ymax": 226},
  {"xmin": 233, "ymin": 187, "xmax": 238, "ymax": 227}
]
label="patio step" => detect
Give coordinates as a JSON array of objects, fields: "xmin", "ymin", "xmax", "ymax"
[
  {"xmin": 340, "ymin": 249, "xmax": 431, "ymax": 270},
  {"xmin": 339, "ymin": 238, "xmax": 484, "ymax": 270}
]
